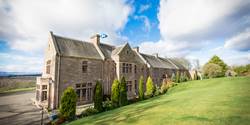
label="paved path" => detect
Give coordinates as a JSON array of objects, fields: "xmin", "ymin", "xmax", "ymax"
[{"xmin": 0, "ymin": 91, "xmax": 48, "ymax": 125}]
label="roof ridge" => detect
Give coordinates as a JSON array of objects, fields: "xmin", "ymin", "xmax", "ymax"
[{"xmin": 54, "ymin": 34, "xmax": 90, "ymax": 44}]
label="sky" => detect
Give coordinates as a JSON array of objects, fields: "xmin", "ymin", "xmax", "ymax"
[{"xmin": 0, "ymin": 0, "xmax": 250, "ymax": 72}]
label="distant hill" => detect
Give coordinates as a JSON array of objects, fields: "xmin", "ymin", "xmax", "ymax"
[{"xmin": 0, "ymin": 72, "xmax": 41, "ymax": 77}]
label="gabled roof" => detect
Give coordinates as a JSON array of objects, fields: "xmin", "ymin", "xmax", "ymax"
[
  {"xmin": 99, "ymin": 43, "xmax": 116, "ymax": 59},
  {"xmin": 168, "ymin": 58, "xmax": 187, "ymax": 70},
  {"xmin": 111, "ymin": 43, "xmax": 127, "ymax": 56},
  {"xmin": 140, "ymin": 53, "xmax": 178, "ymax": 69},
  {"xmin": 53, "ymin": 35, "xmax": 103, "ymax": 60}
]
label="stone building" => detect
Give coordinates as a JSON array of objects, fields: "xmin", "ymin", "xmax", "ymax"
[{"xmin": 36, "ymin": 32, "xmax": 189, "ymax": 109}]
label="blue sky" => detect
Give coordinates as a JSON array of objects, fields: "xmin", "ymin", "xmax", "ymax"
[{"xmin": 0, "ymin": 0, "xmax": 250, "ymax": 72}]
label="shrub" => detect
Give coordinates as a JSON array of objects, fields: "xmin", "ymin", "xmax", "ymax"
[
  {"xmin": 111, "ymin": 79, "xmax": 120, "ymax": 107},
  {"xmin": 160, "ymin": 81, "xmax": 169, "ymax": 94},
  {"xmin": 59, "ymin": 87, "xmax": 77, "ymax": 120},
  {"xmin": 93, "ymin": 81, "xmax": 103, "ymax": 112},
  {"xmin": 103, "ymin": 98, "xmax": 113, "ymax": 111},
  {"xmin": 176, "ymin": 71, "xmax": 180, "ymax": 83},
  {"xmin": 119, "ymin": 77, "xmax": 128, "ymax": 106},
  {"xmin": 203, "ymin": 63, "xmax": 223, "ymax": 78},
  {"xmin": 80, "ymin": 107, "xmax": 99, "ymax": 117},
  {"xmin": 154, "ymin": 85, "xmax": 160, "ymax": 96},
  {"xmin": 208, "ymin": 55, "xmax": 228, "ymax": 75},
  {"xmin": 171, "ymin": 73, "xmax": 176, "ymax": 82},
  {"xmin": 145, "ymin": 76, "xmax": 155, "ymax": 97},
  {"xmin": 138, "ymin": 76, "xmax": 144, "ymax": 100}
]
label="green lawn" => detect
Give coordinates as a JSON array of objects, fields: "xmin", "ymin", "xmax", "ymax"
[{"xmin": 68, "ymin": 77, "xmax": 250, "ymax": 125}]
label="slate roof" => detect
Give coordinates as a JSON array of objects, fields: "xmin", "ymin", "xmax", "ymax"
[
  {"xmin": 168, "ymin": 58, "xmax": 187, "ymax": 70},
  {"xmin": 53, "ymin": 35, "xmax": 103, "ymax": 60},
  {"xmin": 51, "ymin": 33, "xmax": 188, "ymax": 70},
  {"xmin": 99, "ymin": 43, "xmax": 116, "ymax": 59},
  {"xmin": 140, "ymin": 54, "xmax": 178, "ymax": 69}
]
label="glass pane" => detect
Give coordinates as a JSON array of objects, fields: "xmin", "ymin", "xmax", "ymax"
[
  {"xmin": 82, "ymin": 89, "xmax": 86, "ymax": 101},
  {"xmin": 76, "ymin": 84, "xmax": 81, "ymax": 88}
]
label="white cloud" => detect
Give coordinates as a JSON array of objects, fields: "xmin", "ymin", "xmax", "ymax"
[
  {"xmin": 158, "ymin": 0, "xmax": 250, "ymax": 41},
  {"xmin": 139, "ymin": 0, "xmax": 250, "ymax": 65},
  {"xmin": 139, "ymin": 40, "xmax": 204, "ymax": 57},
  {"xmin": 134, "ymin": 15, "xmax": 151, "ymax": 32},
  {"xmin": 224, "ymin": 28, "xmax": 250, "ymax": 51},
  {"xmin": 0, "ymin": 53, "xmax": 43, "ymax": 72},
  {"xmin": 0, "ymin": 0, "xmax": 132, "ymax": 53},
  {"xmin": 139, "ymin": 4, "xmax": 151, "ymax": 13}
]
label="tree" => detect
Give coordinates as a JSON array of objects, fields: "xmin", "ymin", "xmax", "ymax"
[
  {"xmin": 119, "ymin": 76, "xmax": 128, "ymax": 106},
  {"xmin": 145, "ymin": 76, "xmax": 155, "ymax": 97},
  {"xmin": 93, "ymin": 81, "xmax": 103, "ymax": 112},
  {"xmin": 59, "ymin": 87, "xmax": 77, "ymax": 120},
  {"xmin": 176, "ymin": 71, "xmax": 180, "ymax": 83},
  {"xmin": 208, "ymin": 55, "xmax": 228, "ymax": 75},
  {"xmin": 203, "ymin": 63, "xmax": 223, "ymax": 78},
  {"xmin": 138, "ymin": 76, "xmax": 144, "ymax": 100},
  {"xmin": 111, "ymin": 79, "xmax": 120, "ymax": 107}
]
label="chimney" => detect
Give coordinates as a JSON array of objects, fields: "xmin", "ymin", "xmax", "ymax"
[
  {"xmin": 90, "ymin": 34, "xmax": 100, "ymax": 45},
  {"xmin": 133, "ymin": 46, "xmax": 139, "ymax": 52},
  {"xmin": 153, "ymin": 53, "xmax": 159, "ymax": 58}
]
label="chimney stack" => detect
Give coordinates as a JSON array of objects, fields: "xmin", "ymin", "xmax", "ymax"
[
  {"xmin": 90, "ymin": 34, "xmax": 100, "ymax": 45},
  {"xmin": 133, "ymin": 46, "xmax": 139, "ymax": 52}
]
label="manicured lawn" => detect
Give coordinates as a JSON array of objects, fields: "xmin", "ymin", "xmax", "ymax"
[{"xmin": 68, "ymin": 77, "xmax": 250, "ymax": 125}]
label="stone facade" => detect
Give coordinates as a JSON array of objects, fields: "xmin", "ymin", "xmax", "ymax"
[{"xmin": 35, "ymin": 32, "xmax": 189, "ymax": 109}]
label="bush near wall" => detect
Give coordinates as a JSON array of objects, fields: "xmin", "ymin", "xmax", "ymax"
[
  {"xmin": 59, "ymin": 87, "xmax": 77, "ymax": 121},
  {"xmin": 94, "ymin": 81, "xmax": 103, "ymax": 112},
  {"xmin": 111, "ymin": 79, "xmax": 120, "ymax": 107},
  {"xmin": 119, "ymin": 77, "xmax": 128, "ymax": 106},
  {"xmin": 145, "ymin": 76, "xmax": 155, "ymax": 97}
]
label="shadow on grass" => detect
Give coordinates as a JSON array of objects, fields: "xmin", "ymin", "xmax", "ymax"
[{"xmin": 71, "ymin": 97, "xmax": 174, "ymax": 125}]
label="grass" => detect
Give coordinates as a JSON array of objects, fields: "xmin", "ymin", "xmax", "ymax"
[
  {"xmin": 0, "ymin": 76, "xmax": 36, "ymax": 93},
  {"xmin": 0, "ymin": 87, "xmax": 35, "ymax": 94},
  {"xmin": 67, "ymin": 77, "xmax": 250, "ymax": 125}
]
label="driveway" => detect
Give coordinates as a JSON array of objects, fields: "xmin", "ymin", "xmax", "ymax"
[{"xmin": 0, "ymin": 91, "xmax": 48, "ymax": 125}]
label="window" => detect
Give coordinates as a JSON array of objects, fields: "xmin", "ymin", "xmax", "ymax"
[
  {"xmin": 41, "ymin": 85, "xmax": 47, "ymax": 101},
  {"xmin": 135, "ymin": 80, "xmax": 138, "ymax": 95},
  {"xmin": 82, "ymin": 61, "xmax": 88, "ymax": 73},
  {"xmin": 46, "ymin": 60, "xmax": 51, "ymax": 74},
  {"xmin": 122, "ymin": 63, "xmax": 132, "ymax": 73},
  {"xmin": 42, "ymin": 85, "xmax": 47, "ymax": 90},
  {"xmin": 122, "ymin": 63, "xmax": 125, "ymax": 73},
  {"xmin": 75, "ymin": 83, "xmax": 93, "ymax": 102},
  {"xmin": 126, "ymin": 81, "xmax": 132, "ymax": 92},
  {"xmin": 129, "ymin": 64, "xmax": 132, "ymax": 73},
  {"xmin": 42, "ymin": 91, "xmax": 47, "ymax": 101},
  {"xmin": 134, "ymin": 65, "xmax": 137, "ymax": 74}
]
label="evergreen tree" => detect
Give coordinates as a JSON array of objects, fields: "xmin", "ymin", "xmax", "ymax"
[
  {"xmin": 93, "ymin": 81, "xmax": 103, "ymax": 112},
  {"xmin": 145, "ymin": 76, "xmax": 155, "ymax": 97},
  {"xmin": 59, "ymin": 87, "xmax": 77, "ymax": 120},
  {"xmin": 119, "ymin": 76, "xmax": 128, "ymax": 106},
  {"xmin": 111, "ymin": 79, "xmax": 120, "ymax": 107},
  {"xmin": 176, "ymin": 71, "xmax": 180, "ymax": 83},
  {"xmin": 139, "ymin": 76, "xmax": 144, "ymax": 100}
]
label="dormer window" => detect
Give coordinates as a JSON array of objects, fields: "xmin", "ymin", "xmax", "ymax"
[
  {"xmin": 46, "ymin": 60, "xmax": 51, "ymax": 74},
  {"xmin": 82, "ymin": 61, "xmax": 88, "ymax": 73}
]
